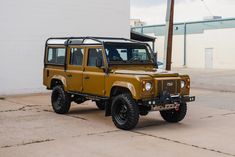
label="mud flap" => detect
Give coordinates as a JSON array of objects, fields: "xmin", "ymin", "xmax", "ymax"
[{"xmin": 105, "ymin": 101, "xmax": 111, "ymax": 116}]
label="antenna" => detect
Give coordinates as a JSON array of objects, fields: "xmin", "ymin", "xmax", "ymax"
[{"xmin": 201, "ymin": 0, "xmax": 214, "ymax": 16}]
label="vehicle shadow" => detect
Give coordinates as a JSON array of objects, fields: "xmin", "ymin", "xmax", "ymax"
[
  {"xmin": 68, "ymin": 101, "xmax": 103, "ymax": 115},
  {"xmin": 66, "ymin": 103, "xmax": 191, "ymax": 130},
  {"xmin": 136, "ymin": 117, "xmax": 169, "ymax": 129},
  {"xmin": 68, "ymin": 107, "xmax": 101, "ymax": 115},
  {"xmin": 136, "ymin": 115, "xmax": 191, "ymax": 131}
]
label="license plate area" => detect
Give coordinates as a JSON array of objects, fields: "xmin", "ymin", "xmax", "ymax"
[{"xmin": 151, "ymin": 103, "xmax": 179, "ymax": 111}]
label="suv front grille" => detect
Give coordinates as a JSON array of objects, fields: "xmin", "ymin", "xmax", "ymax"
[{"xmin": 157, "ymin": 79, "xmax": 180, "ymax": 95}]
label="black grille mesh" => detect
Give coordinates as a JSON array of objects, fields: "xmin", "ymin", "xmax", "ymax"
[{"xmin": 157, "ymin": 79, "xmax": 180, "ymax": 95}]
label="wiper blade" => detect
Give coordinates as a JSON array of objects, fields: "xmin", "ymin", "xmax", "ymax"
[
  {"xmin": 130, "ymin": 60, "xmax": 150, "ymax": 63},
  {"xmin": 129, "ymin": 59, "xmax": 141, "ymax": 63}
]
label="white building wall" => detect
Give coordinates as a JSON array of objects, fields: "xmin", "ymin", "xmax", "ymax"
[
  {"xmin": 0, "ymin": 0, "xmax": 130, "ymax": 95},
  {"xmin": 155, "ymin": 35, "xmax": 184, "ymax": 68},
  {"xmin": 187, "ymin": 28, "xmax": 235, "ymax": 69},
  {"xmin": 155, "ymin": 28, "xmax": 235, "ymax": 69},
  {"xmin": 186, "ymin": 33, "xmax": 206, "ymax": 68}
]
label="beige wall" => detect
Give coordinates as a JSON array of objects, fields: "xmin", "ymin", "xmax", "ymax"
[{"xmin": 154, "ymin": 28, "xmax": 235, "ymax": 69}]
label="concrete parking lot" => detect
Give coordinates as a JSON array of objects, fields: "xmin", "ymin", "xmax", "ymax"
[{"xmin": 1, "ymin": 68, "xmax": 235, "ymax": 157}]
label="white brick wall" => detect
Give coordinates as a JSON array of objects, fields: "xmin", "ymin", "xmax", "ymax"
[{"xmin": 0, "ymin": 0, "xmax": 130, "ymax": 95}]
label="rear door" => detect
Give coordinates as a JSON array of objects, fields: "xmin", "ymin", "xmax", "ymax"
[
  {"xmin": 43, "ymin": 46, "xmax": 67, "ymax": 87},
  {"xmin": 66, "ymin": 46, "xmax": 85, "ymax": 92}
]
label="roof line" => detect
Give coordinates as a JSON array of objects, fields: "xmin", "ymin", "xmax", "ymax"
[
  {"xmin": 132, "ymin": 17, "xmax": 235, "ymax": 28},
  {"xmin": 46, "ymin": 36, "xmax": 142, "ymax": 45},
  {"xmin": 131, "ymin": 30, "xmax": 156, "ymax": 40}
]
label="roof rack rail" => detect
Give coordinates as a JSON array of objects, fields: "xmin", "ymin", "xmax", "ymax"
[{"xmin": 45, "ymin": 36, "xmax": 143, "ymax": 46}]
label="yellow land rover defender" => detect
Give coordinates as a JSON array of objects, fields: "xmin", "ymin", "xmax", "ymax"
[{"xmin": 43, "ymin": 37, "xmax": 195, "ymax": 130}]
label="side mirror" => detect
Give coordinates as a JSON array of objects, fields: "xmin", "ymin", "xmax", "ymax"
[
  {"xmin": 96, "ymin": 58, "xmax": 103, "ymax": 68},
  {"xmin": 153, "ymin": 53, "xmax": 158, "ymax": 68},
  {"xmin": 153, "ymin": 52, "xmax": 157, "ymax": 58}
]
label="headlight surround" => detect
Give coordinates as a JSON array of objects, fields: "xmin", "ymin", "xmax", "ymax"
[
  {"xmin": 145, "ymin": 82, "xmax": 152, "ymax": 91},
  {"xmin": 181, "ymin": 80, "xmax": 186, "ymax": 88},
  {"xmin": 142, "ymin": 80, "xmax": 153, "ymax": 92}
]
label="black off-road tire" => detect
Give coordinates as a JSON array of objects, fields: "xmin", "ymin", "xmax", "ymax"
[
  {"xmin": 96, "ymin": 101, "xmax": 106, "ymax": 110},
  {"xmin": 160, "ymin": 103, "xmax": 187, "ymax": 123},
  {"xmin": 111, "ymin": 94, "xmax": 139, "ymax": 130},
  {"xmin": 51, "ymin": 85, "xmax": 71, "ymax": 114}
]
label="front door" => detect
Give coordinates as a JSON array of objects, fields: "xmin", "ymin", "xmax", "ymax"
[
  {"xmin": 66, "ymin": 46, "xmax": 84, "ymax": 92},
  {"xmin": 83, "ymin": 47, "xmax": 105, "ymax": 96}
]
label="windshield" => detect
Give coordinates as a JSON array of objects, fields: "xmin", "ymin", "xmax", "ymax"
[{"xmin": 104, "ymin": 43, "xmax": 153, "ymax": 64}]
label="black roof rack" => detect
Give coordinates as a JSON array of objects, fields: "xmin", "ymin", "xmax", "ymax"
[{"xmin": 46, "ymin": 36, "xmax": 145, "ymax": 46}]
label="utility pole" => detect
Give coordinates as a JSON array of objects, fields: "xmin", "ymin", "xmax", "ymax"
[{"xmin": 163, "ymin": 0, "xmax": 174, "ymax": 71}]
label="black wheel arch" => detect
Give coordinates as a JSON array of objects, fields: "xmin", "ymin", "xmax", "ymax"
[
  {"xmin": 110, "ymin": 86, "xmax": 132, "ymax": 97},
  {"xmin": 50, "ymin": 79, "xmax": 63, "ymax": 89}
]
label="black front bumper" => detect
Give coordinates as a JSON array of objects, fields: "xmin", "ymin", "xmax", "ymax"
[{"xmin": 142, "ymin": 95, "xmax": 195, "ymax": 106}]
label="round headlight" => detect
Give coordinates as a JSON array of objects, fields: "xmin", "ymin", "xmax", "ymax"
[
  {"xmin": 181, "ymin": 80, "xmax": 185, "ymax": 88},
  {"xmin": 145, "ymin": 82, "xmax": 152, "ymax": 91}
]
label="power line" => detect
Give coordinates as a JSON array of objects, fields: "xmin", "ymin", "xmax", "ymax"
[{"xmin": 201, "ymin": 0, "xmax": 214, "ymax": 16}]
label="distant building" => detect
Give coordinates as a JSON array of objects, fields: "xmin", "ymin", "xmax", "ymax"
[
  {"xmin": 130, "ymin": 19, "xmax": 146, "ymax": 27},
  {"xmin": 203, "ymin": 16, "xmax": 222, "ymax": 21},
  {"xmin": 132, "ymin": 18, "xmax": 235, "ymax": 69}
]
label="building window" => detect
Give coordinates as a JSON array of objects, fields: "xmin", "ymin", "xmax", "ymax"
[
  {"xmin": 70, "ymin": 48, "xmax": 84, "ymax": 66},
  {"xmin": 87, "ymin": 48, "xmax": 103, "ymax": 67},
  {"xmin": 47, "ymin": 48, "xmax": 66, "ymax": 65}
]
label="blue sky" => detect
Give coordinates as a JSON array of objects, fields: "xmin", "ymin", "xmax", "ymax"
[{"xmin": 131, "ymin": 0, "xmax": 235, "ymax": 25}]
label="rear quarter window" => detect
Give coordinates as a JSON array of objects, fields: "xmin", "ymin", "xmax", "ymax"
[{"xmin": 47, "ymin": 47, "xmax": 66, "ymax": 65}]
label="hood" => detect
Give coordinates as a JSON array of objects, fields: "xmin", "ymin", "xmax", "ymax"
[{"xmin": 112, "ymin": 69, "xmax": 179, "ymax": 77}]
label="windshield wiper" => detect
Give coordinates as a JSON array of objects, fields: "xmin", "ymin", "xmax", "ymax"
[{"xmin": 128, "ymin": 60, "xmax": 150, "ymax": 64}]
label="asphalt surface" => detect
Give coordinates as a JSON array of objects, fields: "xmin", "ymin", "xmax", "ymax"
[
  {"xmin": 175, "ymin": 68, "xmax": 235, "ymax": 93},
  {"xmin": 1, "ymin": 68, "xmax": 235, "ymax": 157}
]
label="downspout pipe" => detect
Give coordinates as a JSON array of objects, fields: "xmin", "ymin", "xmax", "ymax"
[
  {"xmin": 152, "ymin": 40, "xmax": 155, "ymax": 52},
  {"xmin": 141, "ymin": 25, "xmax": 144, "ymax": 34},
  {"xmin": 183, "ymin": 23, "xmax": 187, "ymax": 67}
]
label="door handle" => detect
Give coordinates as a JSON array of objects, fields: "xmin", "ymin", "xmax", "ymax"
[
  {"xmin": 84, "ymin": 76, "xmax": 90, "ymax": 80},
  {"xmin": 67, "ymin": 74, "xmax": 72, "ymax": 78}
]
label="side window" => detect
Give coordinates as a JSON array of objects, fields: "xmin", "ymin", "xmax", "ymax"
[
  {"xmin": 70, "ymin": 48, "xmax": 84, "ymax": 66},
  {"xmin": 47, "ymin": 47, "xmax": 66, "ymax": 65},
  {"xmin": 87, "ymin": 48, "xmax": 103, "ymax": 67}
]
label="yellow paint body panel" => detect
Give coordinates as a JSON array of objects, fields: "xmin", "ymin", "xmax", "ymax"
[{"xmin": 43, "ymin": 44, "xmax": 191, "ymax": 100}]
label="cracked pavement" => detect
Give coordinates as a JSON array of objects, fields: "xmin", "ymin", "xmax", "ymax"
[{"xmin": 0, "ymin": 88, "xmax": 235, "ymax": 157}]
